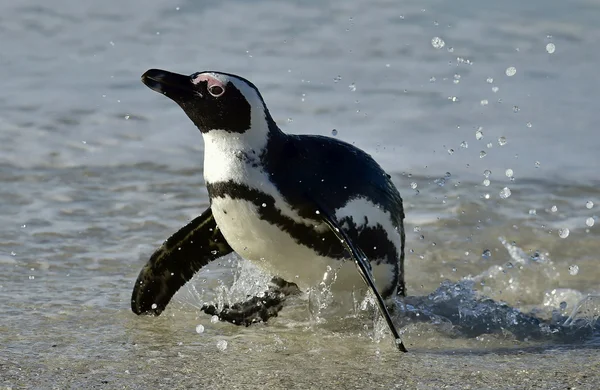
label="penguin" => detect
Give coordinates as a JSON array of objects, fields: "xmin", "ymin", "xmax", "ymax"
[{"xmin": 131, "ymin": 69, "xmax": 407, "ymax": 352}]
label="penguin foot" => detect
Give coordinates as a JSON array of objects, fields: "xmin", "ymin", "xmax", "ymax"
[{"xmin": 201, "ymin": 277, "xmax": 300, "ymax": 326}]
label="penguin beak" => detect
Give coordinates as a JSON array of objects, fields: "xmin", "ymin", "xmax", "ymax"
[{"xmin": 141, "ymin": 69, "xmax": 195, "ymax": 102}]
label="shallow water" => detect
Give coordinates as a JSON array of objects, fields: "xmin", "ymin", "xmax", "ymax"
[{"xmin": 2, "ymin": 0, "xmax": 600, "ymax": 388}]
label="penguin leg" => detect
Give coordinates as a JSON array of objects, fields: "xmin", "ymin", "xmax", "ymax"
[
  {"xmin": 200, "ymin": 277, "xmax": 301, "ymax": 326},
  {"xmin": 309, "ymin": 198, "xmax": 407, "ymax": 352},
  {"xmin": 131, "ymin": 207, "xmax": 233, "ymax": 316}
]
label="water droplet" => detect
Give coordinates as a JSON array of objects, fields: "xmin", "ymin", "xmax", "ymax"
[
  {"xmin": 333, "ymin": 75, "xmax": 342, "ymax": 83},
  {"xmin": 410, "ymin": 182, "xmax": 418, "ymax": 189},
  {"xmin": 331, "ymin": 129, "xmax": 338, "ymax": 136},
  {"xmin": 498, "ymin": 137, "xmax": 507, "ymax": 146},
  {"xmin": 482, "ymin": 179, "xmax": 490, "ymax": 186},
  {"xmin": 482, "ymin": 249, "xmax": 491, "ymax": 259},
  {"xmin": 124, "ymin": 115, "xmax": 130, "ymax": 120},
  {"xmin": 28, "ymin": 275, "xmax": 35, "ymax": 280},
  {"xmin": 505, "ymin": 66, "xmax": 517, "ymax": 76},
  {"xmin": 559, "ymin": 301, "xmax": 568, "ymax": 310},
  {"xmin": 413, "ymin": 226, "xmax": 421, "ymax": 233},
  {"xmin": 216, "ymin": 340, "xmax": 228, "ymax": 351},
  {"xmin": 429, "ymin": 76, "xmax": 436, "ymax": 82},
  {"xmin": 431, "ymin": 37, "xmax": 445, "ymax": 49},
  {"xmin": 10, "ymin": 251, "xmax": 16, "ymax": 256},
  {"xmin": 568, "ymin": 264, "xmax": 579, "ymax": 275},
  {"xmin": 487, "ymin": 142, "xmax": 493, "ymax": 149},
  {"xmin": 499, "ymin": 187, "xmax": 511, "ymax": 199},
  {"xmin": 315, "ymin": 210, "xmax": 321, "ymax": 215},
  {"xmin": 486, "ymin": 77, "xmax": 494, "ymax": 84},
  {"xmin": 505, "ymin": 169, "xmax": 514, "ymax": 178},
  {"xmin": 480, "ymin": 99, "xmax": 489, "ymax": 106},
  {"xmin": 195, "ymin": 324, "xmax": 205, "ymax": 334},
  {"xmin": 551, "ymin": 205, "xmax": 558, "ymax": 213},
  {"xmin": 526, "ymin": 122, "xmax": 533, "ymax": 128},
  {"xmin": 211, "ymin": 315, "xmax": 219, "ymax": 324},
  {"xmin": 586, "ymin": 201, "xmax": 594, "ymax": 209},
  {"xmin": 460, "ymin": 141, "xmax": 468, "ymax": 148},
  {"xmin": 513, "ymin": 106, "xmax": 520, "ymax": 113},
  {"xmin": 546, "ymin": 43, "xmax": 556, "ymax": 54},
  {"xmin": 175, "ymin": 6, "xmax": 180, "ymax": 10},
  {"xmin": 448, "ymin": 96, "xmax": 458, "ymax": 102},
  {"xmin": 151, "ymin": 303, "xmax": 157, "ymax": 310},
  {"xmin": 558, "ymin": 228, "xmax": 570, "ymax": 238},
  {"xmin": 529, "ymin": 209, "xmax": 537, "ymax": 215},
  {"xmin": 491, "ymin": 86, "xmax": 499, "ymax": 93},
  {"xmin": 211, "ymin": 250, "xmax": 218, "ymax": 255},
  {"xmin": 479, "ymin": 151, "xmax": 487, "ymax": 158},
  {"xmin": 535, "ymin": 161, "xmax": 541, "ymax": 168},
  {"xmin": 348, "ymin": 83, "xmax": 356, "ymax": 92},
  {"xmin": 287, "ymin": 117, "xmax": 293, "ymax": 123},
  {"xmin": 261, "ymin": 203, "xmax": 267, "ymax": 208},
  {"xmin": 447, "ymin": 148, "xmax": 454, "ymax": 155},
  {"xmin": 484, "ymin": 193, "xmax": 490, "ymax": 199},
  {"xmin": 475, "ymin": 128, "xmax": 484, "ymax": 140},
  {"xmin": 483, "ymin": 170, "xmax": 492, "ymax": 178},
  {"xmin": 586, "ymin": 217, "xmax": 595, "ymax": 227},
  {"xmin": 109, "ymin": 41, "xmax": 115, "ymax": 47}
]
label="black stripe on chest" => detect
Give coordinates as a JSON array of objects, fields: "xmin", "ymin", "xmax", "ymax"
[{"xmin": 207, "ymin": 180, "xmax": 399, "ymax": 267}]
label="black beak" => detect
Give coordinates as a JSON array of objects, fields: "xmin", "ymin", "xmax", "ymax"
[{"xmin": 141, "ymin": 69, "xmax": 195, "ymax": 102}]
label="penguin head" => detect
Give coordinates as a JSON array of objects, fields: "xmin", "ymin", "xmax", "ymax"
[{"xmin": 141, "ymin": 69, "xmax": 275, "ymax": 135}]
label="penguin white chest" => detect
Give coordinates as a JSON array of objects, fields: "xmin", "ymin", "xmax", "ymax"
[
  {"xmin": 209, "ymin": 193, "xmax": 328, "ymax": 284},
  {"xmin": 210, "ymin": 196, "xmax": 289, "ymax": 260},
  {"xmin": 209, "ymin": 192, "xmax": 397, "ymax": 294}
]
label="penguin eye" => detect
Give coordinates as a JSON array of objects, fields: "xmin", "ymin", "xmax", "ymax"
[{"xmin": 208, "ymin": 85, "xmax": 225, "ymax": 97}]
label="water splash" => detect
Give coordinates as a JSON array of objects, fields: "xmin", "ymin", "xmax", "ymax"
[
  {"xmin": 176, "ymin": 241, "xmax": 598, "ymax": 349},
  {"xmin": 395, "ymin": 239, "xmax": 599, "ymax": 344}
]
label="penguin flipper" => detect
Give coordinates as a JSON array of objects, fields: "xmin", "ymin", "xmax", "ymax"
[
  {"xmin": 131, "ymin": 207, "xmax": 233, "ymax": 316},
  {"xmin": 310, "ymin": 200, "xmax": 407, "ymax": 353},
  {"xmin": 200, "ymin": 277, "xmax": 301, "ymax": 326}
]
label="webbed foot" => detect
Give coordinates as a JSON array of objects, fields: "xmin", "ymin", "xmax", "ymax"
[{"xmin": 201, "ymin": 277, "xmax": 300, "ymax": 326}]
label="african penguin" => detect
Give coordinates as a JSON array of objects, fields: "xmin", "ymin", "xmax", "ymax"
[{"xmin": 132, "ymin": 68, "xmax": 407, "ymax": 352}]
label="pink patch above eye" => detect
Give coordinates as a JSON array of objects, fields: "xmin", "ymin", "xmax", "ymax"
[{"xmin": 192, "ymin": 74, "xmax": 225, "ymax": 91}]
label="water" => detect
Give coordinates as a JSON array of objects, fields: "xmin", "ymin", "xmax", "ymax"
[{"xmin": 2, "ymin": 0, "xmax": 600, "ymax": 388}]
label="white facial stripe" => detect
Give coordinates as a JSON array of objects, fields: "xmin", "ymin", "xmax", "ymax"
[
  {"xmin": 196, "ymin": 72, "xmax": 272, "ymax": 154},
  {"xmin": 196, "ymin": 73, "xmax": 267, "ymax": 127},
  {"xmin": 335, "ymin": 197, "xmax": 402, "ymax": 257}
]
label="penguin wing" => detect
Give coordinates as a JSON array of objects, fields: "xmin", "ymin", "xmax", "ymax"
[
  {"xmin": 308, "ymin": 197, "xmax": 406, "ymax": 352},
  {"xmin": 131, "ymin": 207, "xmax": 233, "ymax": 315}
]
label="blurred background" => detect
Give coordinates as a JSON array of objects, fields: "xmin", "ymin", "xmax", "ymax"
[{"xmin": 1, "ymin": 0, "xmax": 599, "ymax": 388}]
